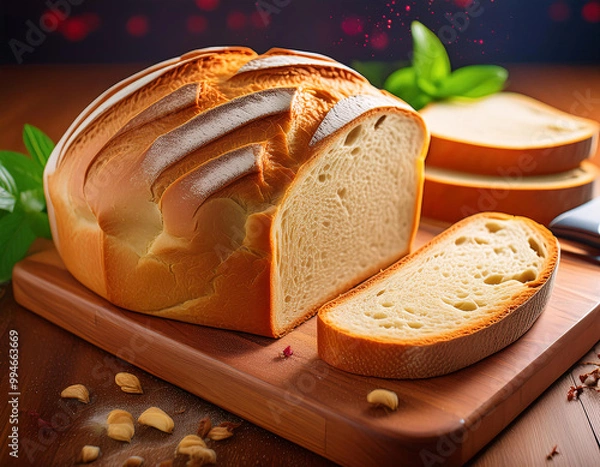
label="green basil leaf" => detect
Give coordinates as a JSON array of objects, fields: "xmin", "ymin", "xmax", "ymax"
[
  {"xmin": 20, "ymin": 188, "xmax": 46, "ymax": 213},
  {"xmin": 23, "ymin": 124, "xmax": 55, "ymax": 169},
  {"xmin": 434, "ymin": 65, "xmax": 508, "ymax": 98},
  {"xmin": 0, "ymin": 151, "xmax": 43, "ymax": 191},
  {"xmin": 26, "ymin": 210, "xmax": 52, "ymax": 239},
  {"xmin": 0, "ymin": 165, "xmax": 18, "ymax": 213},
  {"xmin": 384, "ymin": 67, "xmax": 433, "ymax": 110},
  {"xmin": 0, "ymin": 209, "xmax": 37, "ymax": 282},
  {"xmin": 411, "ymin": 21, "xmax": 451, "ymax": 92}
]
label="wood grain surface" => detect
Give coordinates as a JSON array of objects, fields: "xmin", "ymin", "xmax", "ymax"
[
  {"xmin": 10, "ymin": 224, "xmax": 600, "ymax": 466},
  {"xmin": 1, "ymin": 64, "xmax": 600, "ymax": 466}
]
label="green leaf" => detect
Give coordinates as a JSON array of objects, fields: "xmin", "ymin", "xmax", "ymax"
[
  {"xmin": 434, "ymin": 65, "xmax": 508, "ymax": 98},
  {"xmin": 411, "ymin": 21, "xmax": 451, "ymax": 93},
  {"xmin": 20, "ymin": 188, "xmax": 46, "ymax": 213},
  {"xmin": 0, "ymin": 209, "xmax": 37, "ymax": 282},
  {"xmin": 26, "ymin": 211, "xmax": 52, "ymax": 239},
  {"xmin": 384, "ymin": 67, "xmax": 433, "ymax": 110},
  {"xmin": 23, "ymin": 124, "xmax": 55, "ymax": 169},
  {"xmin": 0, "ymin": 151, "xmax": 43, "ymax": 191},
  {"xmin": 0, "ymin": 165, "xmax": 18, "ymax": 213}
]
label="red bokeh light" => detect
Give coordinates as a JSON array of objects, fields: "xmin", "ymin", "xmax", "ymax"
[
  {"xmin": 341, "ymin": 16, "xmax": 364, "ymax": 35},
  {"xmin": 126, "ymin": 15, "xmax": 149, "ymax": 37},
  {"xmin": 187, "ymin": 15, "xmax": 208, "ymax": 34},
  {"xmin": 548, "ymin": 1, "xmax": 571, "ymax": 22},
  {"xmin": 582, "ymin": 1, "xmax": 600, "ymax": 22},
  {"xmin": 60, "ymin": 17, "xmax": 88, "ymax": 42},
  {"xmin": 195, "ymin": 0, "xmax": 220, "ymax": 12},
  {"xmin": 454, "ymin": 0, "xmax": 474, "ymax": 8},
  {"xmin": 370, "ymin": 32, "xmax": 389, "ymax": 50},
  {"xmin": 227, "ymin": 11, "xmax": 246, "ymax": 30}
]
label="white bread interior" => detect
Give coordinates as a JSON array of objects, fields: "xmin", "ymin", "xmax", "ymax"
[
  {"xmin": 273, "ymin": 110, "xmax": 424, "ymax": 331},
  {"xmin": 318, "ymin": 213, "xmax": 559, "ymax": 378},
  {"xmin": 421, "ymin": 92, "xmax": 598, "ymax": 148},
  {"xmin": 44, "ymin": 47, "xmax": 429, "ymax": 337}
]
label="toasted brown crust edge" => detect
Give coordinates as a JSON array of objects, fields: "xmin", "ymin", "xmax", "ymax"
[
  {"xmin": 421, "ymin": 162, "xmax": 598, "ymax": 226},
  {"xmin": 317, "ymin": 212, "xmax": 560, "ymax": 379},
  {"xmin": 426, "ymin": 133, "xmax": 597, "ymax": 176},
  {"xmin": 420, "ymin": 92, "xmax": 600, "ymax": 176}
]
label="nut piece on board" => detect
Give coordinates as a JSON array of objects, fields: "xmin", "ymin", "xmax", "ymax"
[
  {"xmin": 61, "ymin": 384, "xmax": 90, "ymax": 403},
  {"xmin": 196, "ymin": 417, "xmax": 212, "ymax": 438},
  {"xmin": 207, "ymin": 426, "xmax": 233, "ymax": 441},
  {"xmin": 122, "ymin": 456, "xmax": 145, "ymax": 466},
  {"xmin": 115, "ymin": 372, "xmax": 144, "ymax": 394},
  {"xmin": 176, "ymin": 434, "xmax": 216, "ymax": 465},
  {"xmin": 80, "ymin": 445, "xmax": 100, "ymax": 463},
  {"xmin": 176, "ymin": 434, "xmax": 207, "ymax": 455},
  {"xmin": 138, "ymin": 407, "xmax": 174, "ymax": 433},
  {"xmin": 107, "ymin": 409, "xmax": 135, "ymax": 442},
  {"xmin": 367, "ymin": 389, "xmax": 399, "ymax": 411}
]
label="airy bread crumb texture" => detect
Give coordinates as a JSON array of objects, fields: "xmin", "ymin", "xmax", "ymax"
[
  {"xmin": 324, "ymin": 215, "xmax": 550, "ymax": 342},
  {"xmin": 273, "ymin": 113, "xmax": 423, "ymax": 330}
]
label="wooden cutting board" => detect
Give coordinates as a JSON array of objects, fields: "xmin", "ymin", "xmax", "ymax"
[{"xmin": 12, "ymin": 225, "xmax": 600, "ymax": 467}]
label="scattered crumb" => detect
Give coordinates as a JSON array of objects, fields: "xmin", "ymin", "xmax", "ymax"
[
  {"xmin": 280, "ymin": 345, "xmax": 293, "ymax": 359},
  {"xmin": 546, "ymin": 444, "xmax": 559, "ymax": 460},
  {"xmin": 567, "ymin": 385, "xmax": 584, "ymax": 401}
]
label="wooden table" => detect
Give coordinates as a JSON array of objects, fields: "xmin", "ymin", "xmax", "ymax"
[{"xmin": 1, "ymin": 64, "xmax": 600, "ymax": 466}]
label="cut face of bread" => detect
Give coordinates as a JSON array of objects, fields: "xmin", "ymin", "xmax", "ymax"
[
  {"xmin": 420, "ymin": 93, "xmax": 599, "ymax": 175},
  {"xmin": 318, "ymin": 213, "xmax": 559, "ymax": 379},
  {"xmin": 422, "ymin": 161, "xmax": 598, "ymax": 226},
  {"xmin": 273, "ymin": 106, "xmax": 425, "ymax": 332},
  {"xmin": 44, "ymin": 47, "xmax": 429, "ymax": 337}
]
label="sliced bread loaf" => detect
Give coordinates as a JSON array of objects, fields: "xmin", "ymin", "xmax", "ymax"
[
  {"xmin": 317, "ymin": 212, "xmax": 559, "ymax": 379},
  {"xmin": 420, "ymin": 92, "xmax": 599, "ymax": 176},
  {"xmin": 44, "ymin": 47, "xmax": 428, "ymax": 337},
  {"xmin": 422, "ymin": 161, "xmax": 598, "ymax": 226}
]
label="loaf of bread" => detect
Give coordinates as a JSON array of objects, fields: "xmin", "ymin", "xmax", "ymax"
[
  {"xmin": 44, "ymin": 47, "xmax": 429, "ymax": 337},
  {"xmin": 420, "ymin": 93, "xmax": 599, "ymax": 176},
  {"xmin": 422, "ymin": 161, "xmax": 598, "ymax": 226},
  {"xmin": 318, "ymin": 212, "xmax": 559, "ymax": 379}
]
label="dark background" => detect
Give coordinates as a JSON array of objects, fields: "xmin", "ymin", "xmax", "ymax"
[{"xmin": 1, "ymin": 0, "xmax": 599, "ymax": 67}]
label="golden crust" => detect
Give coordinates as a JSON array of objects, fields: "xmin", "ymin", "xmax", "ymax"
[
  {"xmin": 45, "ymin": 47, "xmax": 426, "ymax": 337},
  {"xmin": 421, "ymin": 93, "xmax": 600, "ymax": 176},
  {"xmin": 421, "ymin": 161, "xmax": 597, "ymax": 226},
  {"xmin": 317, "ymin": 212, "xmax": 560, "ymax": 378}
]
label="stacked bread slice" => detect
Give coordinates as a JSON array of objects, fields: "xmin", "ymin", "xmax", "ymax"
[{"xmin": 420, "ymin": 93, "xmax": 599, "ymax": 225}]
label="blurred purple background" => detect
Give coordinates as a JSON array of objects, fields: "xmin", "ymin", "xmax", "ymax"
[{"xmin": 2, "ymin": 0, "xmax": 599, "ymax": 67}]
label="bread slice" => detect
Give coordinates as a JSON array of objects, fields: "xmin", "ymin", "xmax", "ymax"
[
  {"xmin": 422, "ymin": 161, "xmax": 597, "ymax": 226},
  {"xmin": 44, "ymin": 47, "xmax": 428, "ymax": 337},
  {"xmin": 420, "ymin": 93, "xmax": 599, "ymax": 176},
  {"xmin": 318, "ymin": 212, "xmax": 559, "ymax": 379}
]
